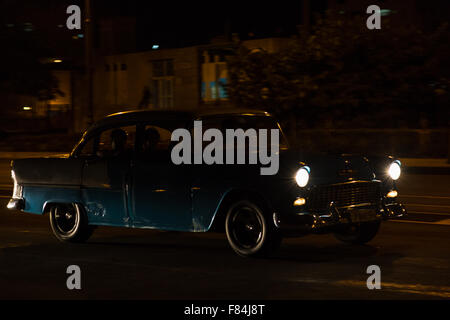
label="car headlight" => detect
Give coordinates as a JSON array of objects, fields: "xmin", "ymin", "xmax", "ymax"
[
  {"xmin": 295, "ymin": 166, "xmax": 310, "ymax": 187},
  {"xmin": 388, "ymin": 160, "xmax": 401, "ymax": 180}
]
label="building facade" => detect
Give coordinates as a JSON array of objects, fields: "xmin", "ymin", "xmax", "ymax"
[{"xmin": 71, "ymin": 37, "xmax": 292, "ymax": 132}]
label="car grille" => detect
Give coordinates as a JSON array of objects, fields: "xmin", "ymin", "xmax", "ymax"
[{"xmin": 307, "ymin": 181, "xmax": 381, "ymax": 211}]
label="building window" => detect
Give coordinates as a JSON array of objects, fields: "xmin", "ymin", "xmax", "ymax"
[
  {"xmin": 151, "ymin": 60, "xmax": 174, "ymax": 109},
  {"xmin": 152, "ymin": 60, "xmax": 174, "ymax": 77},
  {"xmin": 121, "ymin": 63, "xmax": 127, "ymax": 71},
  {"xmin": 201, "ymin": 53, "xmax": 229, "ymax": 103}
]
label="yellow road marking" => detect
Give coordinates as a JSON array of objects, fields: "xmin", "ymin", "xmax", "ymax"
[
  {"xmin": 0, "ymin": 242, "xmax": 32, "ymax": 249},
  {"xmin": 437, "ymin": 219, "xmax": 450, "ymax": 225},
  {"xmin": 390, "ymin": 219, "xmax": 450, "ymax": 226},
  {"xmin": 402, "ymin": 194, "xmax": 450, "ymax": 200},
  {"xmin": 335, "ymin": 280, "xmax": 450, "ymax": 299},
  {"xmin": 407, "ymin": 210, "xmax": 450, "ymax": 216},
  {"xmin": 406, "ymin": 203, "xmax": 450, "ymax": 208}
]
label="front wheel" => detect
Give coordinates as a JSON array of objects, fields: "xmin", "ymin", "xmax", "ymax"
[
  {"xmin": 334, "ymin": 220, "xmax": 381, "ymax": 244},
  {"xmin": 49, "ymin": 203, "xmax": 94, "ymax": 243},
  {"xmin": 225, "ymin": 200, "xmax": 282, "ymax": 257}
]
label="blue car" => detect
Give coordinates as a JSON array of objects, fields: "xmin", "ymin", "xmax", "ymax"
[{"xmin": 7, "ymin": 109, "xmax": 406, "ymax": 257}]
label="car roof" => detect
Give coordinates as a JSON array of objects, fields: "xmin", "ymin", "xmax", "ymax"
[{"xmin": 88, "ymin": 108, "xmax": 271, "ymax": 132}]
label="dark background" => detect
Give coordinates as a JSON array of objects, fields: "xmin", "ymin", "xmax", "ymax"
[{"xmin": 0, "ymin": 0, "xmax": 449, "ymax": 157}]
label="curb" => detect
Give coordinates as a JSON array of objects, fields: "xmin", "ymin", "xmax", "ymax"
[
  {"xmin": 400, "ymin": 158, "xmax": 450, "ymax": 168},
  {"xmin": 400, "ymin": 158, "xmax": 450, "ymax": 175},
  {"xmin": 404, "ymin": 167, "xmax": 450, "ymax": 175}
]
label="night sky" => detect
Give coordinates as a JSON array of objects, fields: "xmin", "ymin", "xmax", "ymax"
[
  {"xmin": 1, "ymin": 0, "xmax": 304, "ymax": 50},
  {"xmin": 99, "ymin": 0, "xmax": 305, "ymax": 48},
  {"xmin": 2, "ymin": 0, "xmax": 449, "ymax": 53}
]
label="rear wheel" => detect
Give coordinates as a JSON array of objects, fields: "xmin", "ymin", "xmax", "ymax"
[
  {"xmin": 49, "ymin": 203, "xmax": 94, "ymax": 243},
  {"xmin": 225, "ymin": 200, "xmax": 282, "ymax": 257},
  {"xmin": 334, "ymin": 220, "xmax": 381, "ymax": 244}
]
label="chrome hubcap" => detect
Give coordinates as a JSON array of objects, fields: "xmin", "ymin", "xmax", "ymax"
[
  {"xmin": 230, "ymin": 206, "xmax": 263, "ymax": 249},
  {"xmin": 54, "ymin": 205, "xmax": 78, "ymax": 235}
]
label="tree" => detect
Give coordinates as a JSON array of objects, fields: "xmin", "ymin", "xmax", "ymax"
[{"xmin": 226, "ymin": 11, "xmax": 450, "ymax": 130}]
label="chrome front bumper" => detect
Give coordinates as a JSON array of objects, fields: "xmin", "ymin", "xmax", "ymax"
[{"xmin": 275, "ymin": 198, "xmax": 407, "ymax": 236}]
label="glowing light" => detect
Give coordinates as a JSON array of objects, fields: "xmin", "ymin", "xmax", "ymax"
[
  {"xmin": 387, "ymin": 190, "xmax": 398, "ymax": 198},
  {"xmin": 388, "ymin": 161, "xmax": 401, "ymax": 180},
  {"xmin": 53, "ymin": 59, "xmax": 63, "ymax": 63},
  {"xmin": 295, "ymin": 166, "xmax": 310, "ymax": 188},
  {"xmin": 22, "ymin": 106, "xmax": 32, "ymax": 111},
  {"xmin": 152, "ymin": 45, "xmax": 159, "ymax": 50},
  {"xmin": 294, "ymin": 198, "xmax": 306, "ymax": 206}
]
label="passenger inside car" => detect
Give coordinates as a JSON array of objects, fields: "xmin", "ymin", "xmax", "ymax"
[{"xmin": 142, "ymin": 127, "xmax": 160, "ymax": 155}]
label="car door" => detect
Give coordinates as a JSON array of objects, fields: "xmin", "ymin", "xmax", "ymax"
[
  {"xmin": 130, "ymin": 124, "xmax": 193, "ymax": 231},
  {"xmin": 78, "ymin": 125, "xmax": 137, "ymax": 226}
]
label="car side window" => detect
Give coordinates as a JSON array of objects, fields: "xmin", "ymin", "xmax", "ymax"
[
  {"xmin": 200, "ymin": 115, "xmax": 289, "ymax": 151},
  {"xmin": 189, "ymin": 117, "xmax": 224, "ymax": 149},
  {"xmin": 137, "ymin": 124, "xmax": 172, "ymax": 162},
  {"xmin": 78, "ymin": 136, "xmax": 96, "ymax": 158},
  {"xmin": 97, "ymin": 125, "xmax": 137, "ymax": 158}
]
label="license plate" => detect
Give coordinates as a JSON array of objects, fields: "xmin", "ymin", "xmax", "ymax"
[{"xmin": 348, "ymin": 209, "xmax": 377, "ymax": 223}]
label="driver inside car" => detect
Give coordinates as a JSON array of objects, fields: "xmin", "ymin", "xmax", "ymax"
[{"xmin": 141, "ymin": 127, "xmax": 160, "ymax": 158}]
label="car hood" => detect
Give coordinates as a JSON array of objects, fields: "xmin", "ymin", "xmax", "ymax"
[{"xmin": 278, "ymin": 149, "xmax": 376, "ymax": 186}]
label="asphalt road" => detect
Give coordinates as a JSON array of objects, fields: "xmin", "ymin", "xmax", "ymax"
[
  {"xmin": 0, "ymin": 159, "xmax": 449, "ymax": 300},
  {"xmin": 0, "ymin": 197, "xmax": 450, "ymax": 300}
]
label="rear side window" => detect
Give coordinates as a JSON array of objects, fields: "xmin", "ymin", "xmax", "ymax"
[
  {"xmin": 136, "ymin": 124, "xmax": 173, "ymax": 162},
  {"xmin": 200, "ymin": 115, "xmax": 289, "ymax": 150}
]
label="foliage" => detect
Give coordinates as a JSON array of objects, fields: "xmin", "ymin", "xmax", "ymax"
[{"xmin": 226, "ymin": 11, "xmax": 450, "ymax": 128}]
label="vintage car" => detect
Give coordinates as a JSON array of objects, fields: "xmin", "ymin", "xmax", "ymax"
[{"xmin": 7, "ymin": 109, "xmax": 406, "ymax": 257}]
